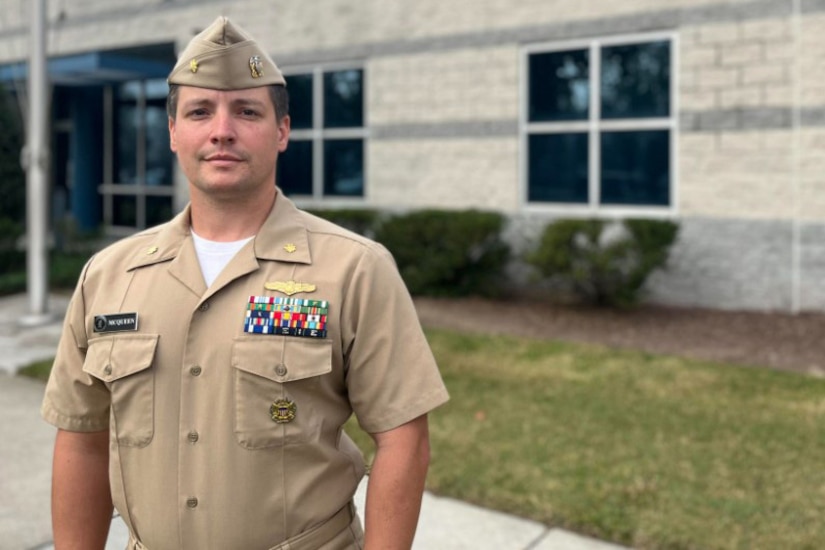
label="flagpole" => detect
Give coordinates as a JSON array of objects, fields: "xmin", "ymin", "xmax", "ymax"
[{"xmin": 21, "ymin": 0, "xmax": 51, "ymax": 325}]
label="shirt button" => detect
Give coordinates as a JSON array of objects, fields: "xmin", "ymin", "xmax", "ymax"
[
  {"xmin": 190, "ymin": 366, "xmax": 202, "ymax": 376},
  {"xmin": 275, "ymin": 364, "xmax": 288, "ymax": 377},
  {"xmin": 188, "ymin": 431, "xmax": 199, "ymax": 443},
  {"xmin": 103, "ymin": 365, "xmax": 112, "ymax": 376},
  {"xmin": 198, "ymin": 302, "xmax": 210, "ymax": 312},
  {"xmin": 186, "ymin": 497, "xmax": 198, "ymax": 508}
]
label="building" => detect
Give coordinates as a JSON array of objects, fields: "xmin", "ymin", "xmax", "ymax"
[{"xmin": 0, "ymin": 0, "xmax": 823, "ymax": 311}]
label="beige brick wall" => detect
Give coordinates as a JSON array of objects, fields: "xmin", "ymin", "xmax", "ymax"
[
  {"xmin": 369, "ymin": 47, "xmax": 518, "ymax": 126},
  {"xmin": 680, "ymin": 17, "xmax": 795, "ymax": 112},
  {"xmin": 801, "ymin": 14, "xmax": 825, "ymax": 108},
  {"xmin": 801, "ymin": 129, "xmax": 825, "ymax": 220},
  {"xmin": 368, "ymin": 138, "xmax": 519, "ymax": 211},
  {"xmin": 679, "ymin": 130, "xmax": 796, "ymax": 219}
]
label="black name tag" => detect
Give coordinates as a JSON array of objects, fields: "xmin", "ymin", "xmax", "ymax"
[{"xmin": 93, "ymin": 313, "xmax": 139, "ymax": 333}]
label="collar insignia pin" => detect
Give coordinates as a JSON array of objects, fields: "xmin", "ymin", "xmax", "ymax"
[
  {"xmin": 265, "ymin": 280, "xmax": 317, "ymax": 296},
  {"xmin": 283, "ymin": 243, "xmax": 297, "ymax": 253},
  {"xmin": 270, "ymin": 399, "xmax": 296, "ymax": 423},
  {"xmin": 146, "ymin": 246, "xmax": 159, "ymax": 255}
]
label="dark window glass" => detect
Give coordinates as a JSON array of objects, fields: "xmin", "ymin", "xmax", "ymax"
[
  {"xmin": 113, "ymin": 195, "xmax": 137, "ymax": 226},
  {"xmin": 324, "ymin": 139, "xmax": 363, "ymax": 196},
  {"xmin": 528, "ymin": 133, "xmax": 588, "ymax": 203},
  {"xmin": 600, "ymin": 130, "xmax": 669, "ymax": 206},
  {"xmin": 145, "ymin": 103, "xmax": 172, "ymax": 186},
  {"xmin": 601, "ymin": 41, "xmax": 670, "ymax": 119},
  {"xmin": 115, "ymin": 105, "xmax": 138, "ymax": 184},
  {"xmin": 528, "ymin": 49, "xmax": 589, "ymax": 122},
  {"xmin": 287, "ymin": 73, "xmax": 313, "ymax": 129},
  {"xmin": 278, "ymin": 140, "xmax": 313, "ymax": 196},
  {"xmin": 324, "ymin": 69, "xmax": 363, "ymax": 128},
  {"xmin": 146, "ymin": 196, "xmax": 173, "ymax": 226}
]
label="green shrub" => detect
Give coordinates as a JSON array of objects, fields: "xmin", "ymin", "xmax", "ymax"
[
  {"xmin": 306, "ymin": 208, "xmax": 383, "ymax": 237},
  {"xmin": 0, "ymin": 85, "xmax": 25, "ymax": 224},
  {"xmin": 527, "ymin": 218, "xmax": 679, "ymax": 307},
  {"xmin": 0, "ymin": 216, "xmax": 25, "ymax": 276},
  {"xmin": 374, "ymin": 209, "xmax": 510, "ymax": 297}
]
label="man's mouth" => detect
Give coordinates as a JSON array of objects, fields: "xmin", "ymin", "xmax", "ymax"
[{"xmin": 204, "ymin": 153, "xmax": 244, "ymax": 167}]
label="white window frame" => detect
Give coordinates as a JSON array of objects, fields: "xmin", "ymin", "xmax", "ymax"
[
  {"xmin": 101, "ymin": 80, "xmax": 175, "ymax": 236},
  {"xmin": 282, "ymin": 62, "xmax": 369, "ymax": 206},
  {"xmin": 520, "ymin": 31, "xmax": 679, "ymax": 218}
]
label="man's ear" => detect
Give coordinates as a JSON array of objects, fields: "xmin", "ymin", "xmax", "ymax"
[
  {"xmin": 277, "ymin": 115, "xmax": 290, "ymax": 153},
  {"xmin": 168, "ymin": 117, "xmax": 178, "ymax": 153}
]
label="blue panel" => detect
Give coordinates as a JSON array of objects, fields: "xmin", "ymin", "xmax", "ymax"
[{"xmin": 0, "ymin": 51, "xmax": 171, "ymax": 85}]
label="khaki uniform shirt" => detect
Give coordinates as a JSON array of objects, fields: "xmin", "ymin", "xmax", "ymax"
[{"xmin": 42, "ymin": 194, "xmax": 449, "ymax": 550}]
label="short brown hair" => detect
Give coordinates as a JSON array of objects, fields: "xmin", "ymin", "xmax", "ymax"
[{"xmin": 166, "ymin": 84, "xmax": 289, "ymax": 123}]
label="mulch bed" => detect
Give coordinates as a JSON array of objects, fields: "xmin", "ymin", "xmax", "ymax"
[{"xmin": 414, "ymin": 297, "xmax": 825, "ymax": 377}]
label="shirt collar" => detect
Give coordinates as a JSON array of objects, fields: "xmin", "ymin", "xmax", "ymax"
[{"xmin": 126, "ymin": 190, "xmax": 312, "ymax": 271}]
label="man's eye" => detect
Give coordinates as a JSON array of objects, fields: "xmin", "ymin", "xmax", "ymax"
[
  {"xmin": 241, "ymin": 109, "xmax": 259, "ymax": 117},
  {"xmin": 187, "ymin": 108, "xmax": 209, "ymax": 118}
]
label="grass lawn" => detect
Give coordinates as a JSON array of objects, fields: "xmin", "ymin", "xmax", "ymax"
[
  {"xmin": 347, "ymin": 329, "xmax": 825, "ymax": 550},
  {"xmin": 25, "ymin": 327, "xmax": 825, "ymax": 549}
]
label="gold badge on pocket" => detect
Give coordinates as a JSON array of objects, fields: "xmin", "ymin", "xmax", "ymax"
[{"xmin": 270, "ymin": 399, "xmax": 296, "ymax": 423}]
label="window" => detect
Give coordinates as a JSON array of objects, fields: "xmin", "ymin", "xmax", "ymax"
[
  {"xmin": 102, "ymin": 78, "xmax": 174, "ymax": 230},
  {"xmin": 523, "ymin": 34, "xmax": 676, "ymax": 210},
  {"xmin": 279, "ymin": 67, "xmax": 366, "ymax": 199}
]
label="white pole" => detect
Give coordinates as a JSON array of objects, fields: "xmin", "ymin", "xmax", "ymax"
[{"xmin": 22, "ymin": 0, "xmax": 51, "ymax": 324}]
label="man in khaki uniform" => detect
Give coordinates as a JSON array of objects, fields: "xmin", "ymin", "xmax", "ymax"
[{"xmin": 43, "ymin": 16, "xmax": 449, "ymax": 550}]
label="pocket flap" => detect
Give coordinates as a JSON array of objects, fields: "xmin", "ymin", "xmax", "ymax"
[
  {"xmin": 83, "ymin": 334, "xmax": 160, "ymax": 382},
  {"xmin": 231, "ymin": 336, "xmax": 332, "ymax": 383}
]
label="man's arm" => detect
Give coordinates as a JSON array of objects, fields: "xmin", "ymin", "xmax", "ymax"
[
  {"xmin": 364, "ymin": 414, "xmax": 431, "ymax": 550},
  {"xmin": 52, "ymin": 429, "xmax": 113, "ymax": 550}
]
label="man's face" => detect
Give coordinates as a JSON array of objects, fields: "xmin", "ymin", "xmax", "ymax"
[{"xmin": 168, "ymin": 86, "xmax": 289, "ymax": 200}]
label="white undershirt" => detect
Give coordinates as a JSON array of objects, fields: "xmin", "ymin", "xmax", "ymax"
[{"xmin": 191, "ymin": 230, "xmax": 254, "ymax": 287}]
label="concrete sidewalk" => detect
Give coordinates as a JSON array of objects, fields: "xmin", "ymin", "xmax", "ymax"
[{"xmin": 0, "ymin": 293, "xmax": 629, "ymax": 550}]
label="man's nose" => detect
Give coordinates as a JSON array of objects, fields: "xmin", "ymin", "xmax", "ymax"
[{"xmin": 210, "ymin": 110, "xmax": 236, "ymax": 143}]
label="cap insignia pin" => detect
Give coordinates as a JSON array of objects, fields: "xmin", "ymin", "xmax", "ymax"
[
  {"xmin": 249, "ymin": 55, "xmax": 263, "ymax": 78},
  {"xmin": 189, "ymin": 59, "xmax": 199, "ymax": 73},
  {"xmin": 270, "ymin": 399, "xmax": 296, "ymax": 423},
  {"xmin": 283, "ymin": 243, "xmax": 297, "ymax": 253},
  {"xmin": 264, "ymin": 280, "xmax": 317, "ymax": 296}
]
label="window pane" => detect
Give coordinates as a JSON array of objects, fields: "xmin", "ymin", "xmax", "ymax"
[
  {"xmin": 145, "ymin": 104, "xmax": 172, "ymax": 186},
  {"xmin": 145, "ymin": 78, "xmax": 169, "ymax": 100},
  {"xmin": 528, "ymin": 49, "xmax": 589, "ymax": 122},
  {"xmin": 528, "ymin": 133, "xmax": 588, "ymax": 203},
  {"xmin": 278, "ymin": 140, "xmax": 313, "ymax": 196},
  {"xmin": 324, "ymin": 69, "xmax": 363, "ymax": 128},
  {"xmin": 601, "ymin": 41, "xmax": 670, "ymax": 119},
  {"xmin": 113, "ymin": 195, "xmax": 137, "ymax": 227},
  {"xmin": 287, "ymin": 73, "xmax": 313, "ymax": 129},
  {"xmin": 324, "ymin": 139, "xmax": 363, "ymax": 196},
  {"xmin": 146, "ymin": 196, "xmax": 173, "ymax": 226},
  {"xmin": 115, "ymin": 105, "xmax": 138, "ymax": 184},
  {"xmin": 600, "ymin": 130, "xmax": 669, "ymax": 206}
]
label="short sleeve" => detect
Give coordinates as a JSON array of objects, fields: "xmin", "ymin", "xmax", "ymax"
[
  {"xmin": 340, "ymin": 244, "xmax": 449, "ymax": 434},
  {"xmin": 41, "ymin": 259, "xmax": 111, "ymax": 432}
]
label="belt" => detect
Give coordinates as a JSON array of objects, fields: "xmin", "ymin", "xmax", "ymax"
[{"xmin": 127, "ymin": 503, "xmax": 354, "ymax": 550}]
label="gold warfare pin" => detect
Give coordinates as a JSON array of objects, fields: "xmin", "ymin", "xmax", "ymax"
[
  {"xmin": 283, "ymin": 243, "xmax": 297, "ymax": 253},
  {"xmin": 270, "ymin": 399, "xmax": 296, "ymax": 423},
  {"xmin": 249, "ymin": 55, "xmax": 263, "ymax": 78},
  {"xmin": 264, "ymin": 281, "xmax": 317, "ymax": 296}
]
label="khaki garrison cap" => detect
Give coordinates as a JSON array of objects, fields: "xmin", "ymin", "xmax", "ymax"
[{"xmin": 168, "ymin": 16, "xmax": 286, "ymax": 89}]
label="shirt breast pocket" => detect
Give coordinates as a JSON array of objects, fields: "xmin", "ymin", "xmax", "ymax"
[
  {"xmin": 231, "ymin": 336, "xmax": 333, "ymax": 450},
  {"xmin": 82, "ymin": 334, "xmax": 159, "ymax": 447}
]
